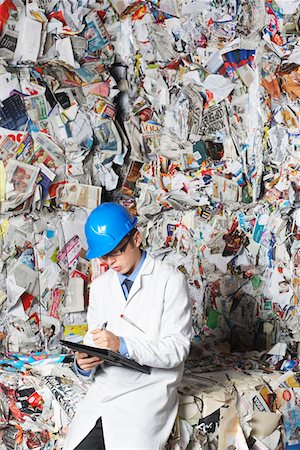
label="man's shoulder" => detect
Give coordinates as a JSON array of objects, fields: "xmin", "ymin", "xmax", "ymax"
[
  {"xmin": 90, "ymin": 268, "xmax": 113, "ymax": 288},
  {"xmin": 151, "ymin": 255, "xmax": 185, "ymax": 279}
]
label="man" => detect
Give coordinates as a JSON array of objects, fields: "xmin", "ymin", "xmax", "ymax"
[{"xmin": 63, "ymin": 202, "xmax": 192, "ymax": 450}]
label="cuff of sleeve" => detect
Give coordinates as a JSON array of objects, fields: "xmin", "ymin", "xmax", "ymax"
[
  {"xmin": 119, "ymin": 337, "xmax": 130, "ymax": 358},
  {"xmin": 74, "ymin": 357, "xmax": 92, "ymax": 377}
]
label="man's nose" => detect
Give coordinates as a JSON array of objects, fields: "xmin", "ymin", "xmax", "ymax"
[{"xmin": 105, "ymin": 255, "xmax": 117, "ymax": 264}]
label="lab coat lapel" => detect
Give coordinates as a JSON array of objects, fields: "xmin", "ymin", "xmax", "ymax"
[
  {"xmin": 111, "ymin": 270, "xmax": 127, "ymax": 304},
  {"xmin": 125, "ymin": 254, "xmax": 155, "ymax": 304}
]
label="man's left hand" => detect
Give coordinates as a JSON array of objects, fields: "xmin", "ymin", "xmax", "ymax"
[{"xmin": 91, "ymin": 328, "xmax": 120, "ymax": 352}]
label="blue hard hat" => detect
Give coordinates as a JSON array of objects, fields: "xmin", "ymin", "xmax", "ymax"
[{"xmin": 85, "ymin": 202, "xmax": 138, "ymax": 259}]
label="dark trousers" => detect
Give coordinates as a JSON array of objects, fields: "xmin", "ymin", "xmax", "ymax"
[{"xmin": 74, "ymin": 417, "xmax": 105, "ymax": 450}]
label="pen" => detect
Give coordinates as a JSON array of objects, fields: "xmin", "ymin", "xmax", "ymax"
[
  {"xmin": 101, "ymin": 321, "xmax": 108, "ymax": 330},
  {"xmin": 120, "ymin": 315, "xmax": 145, "ymax": 334}
]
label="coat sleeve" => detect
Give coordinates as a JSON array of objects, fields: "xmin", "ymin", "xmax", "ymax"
[
  {"xmin": 83, "ymin": 278, "xmax": 105, "ymax": 347},
  {"xmin": 124, "ymin": 271, "xmax": 192, "ymax": 369}
]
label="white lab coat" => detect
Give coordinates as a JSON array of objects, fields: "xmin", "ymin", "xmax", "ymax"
[{"xmin": 63, "ymin": 254, "xmax": 192, "ymax": 450}]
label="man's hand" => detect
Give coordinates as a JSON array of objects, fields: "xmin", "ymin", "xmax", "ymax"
[
  {"xmin": 76, "ymin": 352, "xmax": 103, "ymax": 371},
  {"xmin": 91, "ymin": 328, "xmax": 120, "ymax": 352}
]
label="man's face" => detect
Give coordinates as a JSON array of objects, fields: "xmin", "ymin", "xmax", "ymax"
[{"xmin": 100, "ymin": 230, "xmax": 142, "ymax": 275}]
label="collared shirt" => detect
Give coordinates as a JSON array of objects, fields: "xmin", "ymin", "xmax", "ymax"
[
  {"xmin": 118, "ymin": 250, "xmax": 147, "ymax": 298},
  {"xmin": 118, "ymin": 250, "xmax": 147, "ymax": 356},
  {"xmin": 76, "ymin": 251, "xmax": 147, "ymax": 376}
]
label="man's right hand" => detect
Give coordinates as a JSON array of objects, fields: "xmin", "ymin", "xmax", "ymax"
[{"xmin": 76, "ymin": 352, "xmax": 103, "ymax": 371}]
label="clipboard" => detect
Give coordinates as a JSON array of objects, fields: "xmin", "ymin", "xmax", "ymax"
[{"xmin": 60, "ymin": 340, "xmax": 151, "ymax": 374}]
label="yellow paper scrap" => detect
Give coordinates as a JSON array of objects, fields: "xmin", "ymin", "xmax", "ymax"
[
  {"xmin": 0, "ymin": 219, "xmax": 9, "ymax": 239},
  {"xmin": 0, "ymin": 161, "xmax": 6, "ymax": 203}
]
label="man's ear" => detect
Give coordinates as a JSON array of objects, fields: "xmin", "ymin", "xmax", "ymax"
[{"xmin": 134, "ymin": 230, "xmax": 142, "ymax": 248}]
